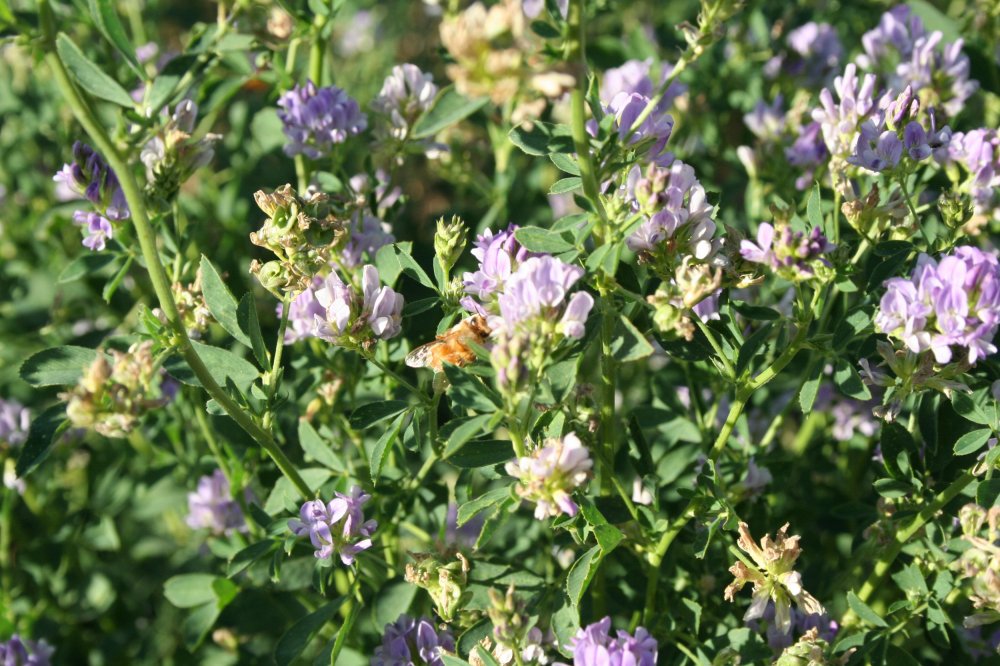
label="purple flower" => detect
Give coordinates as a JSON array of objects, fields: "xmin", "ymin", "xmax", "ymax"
[
  {"xmin": 277, "ymin": 81, "xmax": 367, "ymax": 158},
  {"xmin": 744, "ymin": 96, "xmax": 786, "ymax": 141},
  {"xmin": 342, "ymin": 213, "xmax": 394, "ymax": 268},
  {"xmin": 858, "ymin": 6, "xmax": 926, "ymax": 72},
  {"xmin": 289, "ymin": 485, "xmax": 377, "ymax": 565},
  {"xmin": 741, "ymin": 223, "xmax": 835, "ymax": 281},
  {"xmin": 0, "ymin": 635, "xmax": 54, "ymax": 666},
  {"xmin": 947, "ymin": 129, "xmax": 1000, "ymax": 218},
  {"xmin": 53, "ymin": 142, "xmax": 130, "ymax": 220},
  {"xmin": 603, "ymin": 92, "xmax": 674, "ymax": 165},
  {"xmin": 785, "ymin": 122, "xmax": 828, "ymax": 189},
  {"xmin": 847, "ymin": 120, "xmax": 903, "ymax": 173},
  {"xmin": 0, "ymin": 399, "xmax": 30, "ymax": 448},
  {"xmin": 497, "ymin": 256, "xmax": 594, "ymax": 337},
  {"xmin": 623, "ymin": 161, "xmax": 718, "ymax": 261},
  {"xmin": 601, "ymin": 59, "xmax": 686, "ymax": 113},
  {"xmin": 186, "ymin": 469, "xmax": 249, "ymax": 536},
  {"xmin": 372, "ymin": 614, "xmax": 455, "ymax": 666},
  {"xmin": 281, "ymin": 278, "xmax": 326, "ymax": 343},
  {"xmin": 812, "ymin": 63, "xmax": 878, "ymax": 159},
  {"xmin": 505, "ymin": 432, "xmax": 593, "ymax": 519},
  {"xmin": 897, "ymin": 32, "xmax": 977, "ymax": 118},
  {"xmin": 565, "ymin": 617, "xmax": 658, "ymax": 666},
  {"xmin": 72, "ymin": 211, "xmax": 114, "ymax": 251},
  {"xmin": 874, "ymin": 246, "xmax": 1000, "ymax": 364},
  {"xmin": 313, "ymin": 266, "xmax": 404, "ymax": 347},
  {"xmin": 371, "ymin": 64, "xmax": 438, "ymax": 141},
  {"xmin": 770, "ymin": 22, "xmax": 843, "ymax": 83},
  {"xmin": 461, "ymin": 224, "xmax": 537, "ymax": 315}
]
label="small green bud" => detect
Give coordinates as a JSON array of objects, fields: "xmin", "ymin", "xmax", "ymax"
[{"xmin": 435, "ymin": 215, "xmax": 468, "ymax": 275}]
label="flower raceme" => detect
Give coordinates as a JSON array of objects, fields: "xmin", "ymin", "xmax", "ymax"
[
  {"xmin": 506, "ymin": 433, "xmax": 593, "ymax": 519},
  {"xmin": 564, "ymin": 617, "xmax": 658, "ymax": 666},
  {"xmin": 311, "ymin": 265, "xmax": 404, "ymax": 349},
  {"xmin": 371, "ymin": 63, "xmax": 438, "ymax": 142},
  {"xmin": 54, "ymin": 141, "xmax": 130, "ymax": 251},
  {"xmin": 277, "ymin": 81, "xmax": 367, "ymax": 158},
  {"xmin": 373, "ymin": 614, "xmax": 455, "ymax": 666},
  {"xmin": 874, "ymin": 246, "xmax": 1000, "ymax": 365},
  {"xmin": 725, "ymin": 522, "xmax": 826, "ymax": 636},
  {"xmin": 186, "ymin": 469, "xmax": 248, "ymax": 536},
  {"xmin": 288, "ymin": 486, "xmax": 377, "ymax": 565},
  {"xmin": 461, "ymin": 224, "xmax": 538, "ymax": 318},
  {"xmin": 740, "ymin": 222, "xmax": 835, "ymax": 282},
  {"xmin": 0, "ymin": 635, "xmax": 54, "ymax": 666}
]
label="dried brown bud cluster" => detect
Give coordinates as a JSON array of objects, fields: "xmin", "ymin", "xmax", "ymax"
[
  {"xmin": 61, "ymin": 341, "xmax": 173, "ymax": 438},
  {"xmin": 249, "ymin": 184, "xmax": 348, "ymax": 294},
  {"xmin": 724, "ymin": 522, "xmax": 825, "ymax": 636}
]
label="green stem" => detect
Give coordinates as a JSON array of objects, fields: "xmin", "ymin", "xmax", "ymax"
[
  {"xmin": 1, "ymin": 485, "xmax": 13, "ymax": 614},
  {"xmin": 694, "ymin": 317, "xmax": 735, "ymax": 379},
  {"xmin": 841, "ymin": 471, "xmax": 976, "ymax": 627},
  {"xmin": 746, "ymin": 321, "xmax": 809, "ymax": 390},
  {"xmin": 898, "ymin": 176, "xmax": 929, "ymax": 244},
  {"xmin": 308, "ymin": 17, "xmax": 327, "ymax": 85},
  {"xmin": 330, "ymin": 586, "xmax": 362, "ymax": 664},
  {"xmin": 44, "ymin": 32, "xmax": 312, "ymax": 500},
  {"xmin": 565, "ymin": 0, "xmax": 607, "ymax": 224},
  {"xmin": 264, "ymin": 292, "xmax": 292, "ymax": 427},
  {"xmin": 642, "ymin": 393, "xmax": 747, "ymax": 624},
  {"xmin": 599, "ymin": 300, "xmax": 616, "ymax": 495}
]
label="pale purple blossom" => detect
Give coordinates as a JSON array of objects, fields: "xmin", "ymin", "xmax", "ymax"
[
  {"xmin": 289, "ymin": 485, "xmax": 377, "ymax": 564},
  {"xmin": 740, "ymin": 223, "xmax": 834, "ymax": 281},
  {"xmin": 858, "ymin": 6, "xmax": 926, "ymax": 72},
  {"xmin": 281, "ymin": 278, "xmax": 325, "ymax": 343},
  {"xmin": 371, "ymin": 64, "xmax": 439, "ymax": 141},
  {"xmin": 947, "ymin": 129, "xmax": 1000, "ymax": 218},
  {"xmin": 277, "ymin": 81, "xmax": 367, "ymax": 158},
  {"xmin": 0, "ymin": 399, "xmax": 30, "ymax": 448},
  {"xmin": 461, "ymin": 224, "xmax": 538, "ymax": 316},
  {"xmin": 496, "ymin": 256, "xmax": 594, "ymax": 338},
  {"xmin": 600, "ymin": 59, "xmax": 686, "ymax": 113},
  {"xmin": 506, "ymin": 432, "xmax": 593, "ymax": 519},
  {"xmin": 785, "ymin": 122, "xmax": 829, "ymax": 190},
  {"xmin": 847, "ymin": 120, "xmax": 903, "ymax": 172},
  {"xmin": 744, "ymin": 97, "xmax": 786, "ymax": 141},
  {"xmin": 767, "ymin": 22, "xmax": 843, "ymax": 83},
  {"xmin": 812, "ymin": 63, "xmax": 878, "ymax": 159},
  {"xmin": 313, "ymin": 265, "xmax": 404, "ymax": 346},
  {"xmin": 372, "ymin": 614, "xmax": 455, "ymax": 666},
  {"xmin": 342, "ymin": 213, "xmax": 394, "ymax": 268},
  {"xmin": 72, "ymin": 211, "xmax": 114, "ymax": 251},
  {"xmin": 186, "ymin": 469, "xmax": 248, "ymax": 536},
  {"xmin": 874, "ymin": 246, "xmax": 1000, "ymax": 364},
  {"xmin": 735, "ymin": 458, "xmax": 773, "ymax": 501},
  {"xmin": 565, "ymin": 617, "xmax": 658, "ymax": 666},
  {"xmin": 53, "ymin": 142, "xmax": 130, "ymax": 220},
  {"xmin": 0, "ymin": 635, "xmax": 54, "ymax": 666},
  {"xmin": 602, "ymin": 91, "xmax": 674, "ymax": 165}
]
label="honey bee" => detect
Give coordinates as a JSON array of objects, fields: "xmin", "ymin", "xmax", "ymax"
[{"xmin": 404, "ymin": 315, "xmax": 492, "ymax": 372}]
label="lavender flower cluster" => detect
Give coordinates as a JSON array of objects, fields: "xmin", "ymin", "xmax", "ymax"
[
  {"xmin": 289, "ymin": 486, "xmax": 377, "ymax": 564},
  {"xmin": 54, "ymin": 141, "xmax": 130, "ymax": 250},
  {"xmin": 278, "ymin": 81, "xmax": 368, "ymax": 159},
  {"xmin": 874, "ymin": 246, "xmax": 1000, "ymax": 364},
  {"xmin": 0, "ymin": 635, "xmax": 54, "ymax": 666},
  {"xmin": 372, "ymin": 615, "xmax": 455, "ymax": 666},
  {"xmin": 740, "ymin": 222, "xmax": 835, "ymax": 282},
  {"xmin": 505, "ymin": 432, "xmax": 593, "ymax": 519},
  {"xmin": 564, "ymin": 617, "xmax": 658, "ymax": 666},
  {"xmin": 186, "ymin": 469, "xmax": 248, "ymax": 536},
  {"xmin": 311, "ymin": 265, "xmax": 404, "ymax": 349}
]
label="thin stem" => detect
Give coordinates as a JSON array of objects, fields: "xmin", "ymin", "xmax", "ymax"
[
  {"xmin": 898, "ymin": 177, "xmax": 929, "ymax": 244},
  {"xmin": 364, "ymin": 352, "xmax": 430, "ymax": 405},
  {"xmin": 642, "ymin": 394, "xmax": 747, "ymax": 624},
  {"xmin": 841, "ymin": 471, "xmax": 975, "ymax": 627},
  {"xmin": 330, "ymin": 584, "xmax": 362, "ymax": 664},
  {"xmin": 694, "ymin": 317, "xmax": 735, "ymax": 378},
  {"xmin": 44, "ymin": 32, "xmax": 312, "ymax": 499},
  {"xmin": 1, "ymin": 485, "xmax": 13, "ymax": 613},
  {"xmin": 746, "ymin": 322, "xmax": 809, "ymax": 390},
  {"xmin": 264, "ymin": 292, "xmax": 292, "ymax": 427},
  {"xmin": 308, "ymin": 17, "xmax": 327, "ymax": 86},
  {"xmin": 565, "ymin": 0, "xmax": 608, "ymax": 224},
  {"xmin": 599, "ymin": 298, "xmax": 616, "ymax": 495}
]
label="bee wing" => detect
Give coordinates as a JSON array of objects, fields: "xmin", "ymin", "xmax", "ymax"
[{"xmin": 405, "ymin": 341, "xmax": 439, "ymax": 368}]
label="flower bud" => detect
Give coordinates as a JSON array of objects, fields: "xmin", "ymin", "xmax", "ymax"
[
  {"xmin": 434, "ymin": 215, "xmax": 468, "ymax": 275},
  {"xmin": 404, "ymin": 551, "xmax": 471, "ymax": 623}
]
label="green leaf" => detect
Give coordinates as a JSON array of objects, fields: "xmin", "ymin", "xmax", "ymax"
[
  {"xmin": 370, "ymin": 412, "xmax": 408, "ymax": 483},
  {"xmin": 88, "ymin": 0, "xmax": 142, "ymax": 77},
  {"xmin": 441, "ymin": 656, "xmax": 471, "ymax": 666},
  {"xmin": 833, "ymin": 309, "xmax": 873, "ymax": 350},
  {"xmin": 846, "ymin": 591, "xmax": 888, "ymax": 628},
  {"xmin": 833, "ymin": 357, "xmax": 871, "ymax": 400},
  {"xmin": 891, "ymin": 563, "xmax": 928, "ymax": 597},
  {"xmin": 443, "ymin": 414, "xmax": 494, "ymax": 458},
  {"xmin": 444, "ymin": 365, "xmax": 501, "ymax": 412},
  {"xmin": 566, "ymin": 545, "xmax": 601, "ymax": 606},
  {"xmin": 873, "ymin": 478, "xmax": 912, "ymax": 498},
  {"xmin": 165, "ymin": 341, "xmax": 259, "ymax": 391},
  {"xmin": 550, "ymin": 177, "xmax": 582, "ymax": 194},
  {"xmin": 799, "ymin": 362, "xmax": 823, "ymax": 413},
  {"xmin": 447, "ymin": 439, "xmax": 514, "ymax": 468},
  {"xmin": 977, "ymin": 478, "xmax": 1000, "ymax": 507},
  {"xmin": 880, "ymin": 422, "xmax": 914, "ymax": 480},
  {"xmin": 20, "ymin": 346, "xmax": 99, "ymax": 387},
  {"xmin": 57, "ymin": 253, "xmax": 116, "ymax": 283},
  {"xmin": 15, "ymin": 404, "xmax": 67, "ymax": 477},
  {"xmin": 181, "ymin": 602, "xmax": 222, "ymax": 651},
  {"xmin": 238, "ymin": 294, "xmax": 270, "ymax": 368},
  {"xmin": 513, "ymin": 227, "xmax": 574, "ymax": 253},
  {"xmin": 411, "ymin": 86, "xmax": 489, "ymax": 139},
  {"xmin": 458, "ymin": 487, "xmax": 511, "ymax": 526},
  {"xmin": 164, "ymin": 574, "xmax": 221, "ymax": 608},
  {"xmin": 147, "ymin": 55, "xmax": 196, "ymax": 114},
  {"xmin": 951, "ymin": 392, "xmax": 991, "ymax": 426},
  {"xmin": 907, "ymin": 0, "xmax": 961, "ymax": 42},
  {"xmin": 508, "ymin": 121, "xmax": 574, "ymax": 155},
  {"xmin": 807, "ymin": 183, "xmax": 824, "ymax": 234},
  {"xmin": 374, "ymin": 581, "xmax": 418, "ymax": 629},
  {"xmin": 612, "ymin": 315, "xmax": 654, "ymax": 362},
  {"xmin": 56, "ymin": 33, "xmax": 135, "ymax": 107},
  {"xmin": 227, "ymin": 540, "xmax": 278, "ymax": 577},
  {"xmin": 549, "ymin": 152, "xmax": 580, "ymax": 175},
  {"xmin": 297, "ymin": 420, "xmax": 343, "ymax": 471},
  {"xmin": 735, "ymin": 322, "xmax": 774, "ymax": 376},
  {"xmin": 349, "ymin": 400, "xmax": 409, "ymax": 429},
  {"xmin": 731, "ymin": 300, "xmax": 780, "ymax": 321},
  {"xmin": 200, "ymin": 255, "xmax": 252, "ymax": 348},
  {"xmin": 274, "ymin": 598, "xmax": 345, "ymax": 666},
  {"xmin": 953, "ymin": 428, "xmax": 993, "ymax": 456}
]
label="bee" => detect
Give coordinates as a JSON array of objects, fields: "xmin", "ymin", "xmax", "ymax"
[{"xmin": 404, "ymin": 315, "xmax": 492, "ymax": 372}]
